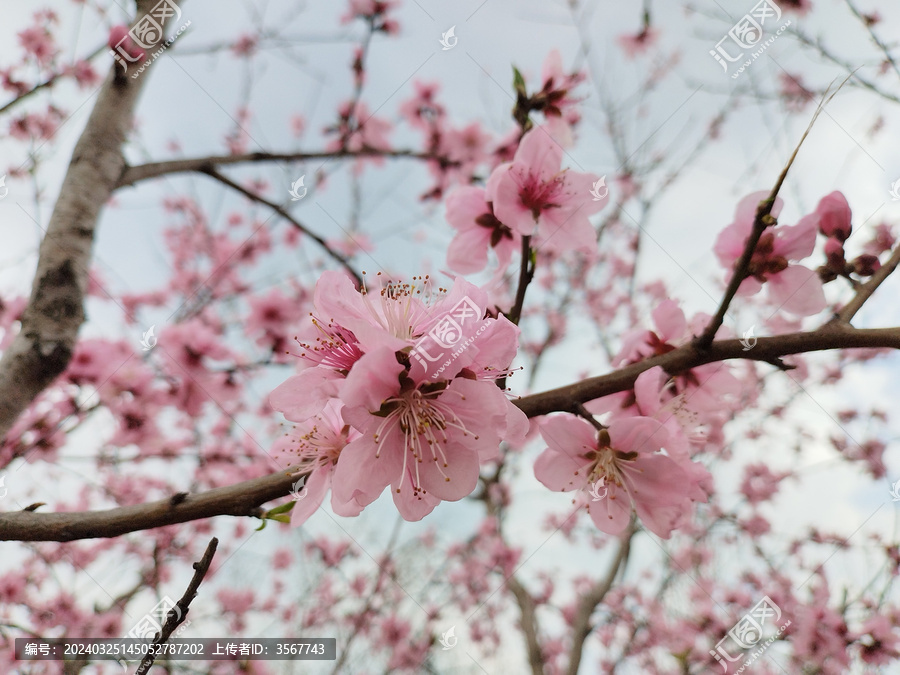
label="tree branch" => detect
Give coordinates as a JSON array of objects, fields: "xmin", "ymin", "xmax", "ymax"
[
  {"xmin": 0, "ymin": 46, "xmax": 108, "ymax": 117},
  {"xmin": 0, "ymin": 468, "xmax": 302, "ymax": 541},
  {"xmin": 835, "ymin": 243, "xmax": 900, "ymax": 323},
  {"xmin": 117, "ymin": 149, "xmax": 450, "ymax": 187},
  {"xmin": 695, "ymin": 86, "xmax": 838, "ymax": 349},
  {"xmin": 565, "ymin": 527, "xmax": 634, "ymax": 675},
  {"xmin": 135, "ymin": 537, "xmax": 218, "ymax": 675},
  {"xmin": 515, "ymin": 324, "xmax": 899, "ymax": 418},
  {"xmin": 0, "ymin": 0, "xmax": 163, "ymax": 446},
  {"xmin": 2, "ymin": 325, "xmax": 899, "ymax": 542},
  {"xmin": 199, "ymin": 167, "xmax": 362, "ymax": 285},
  {"xmin": 507, "ymin": 576, "xmax": 544, "ymax": 675}
]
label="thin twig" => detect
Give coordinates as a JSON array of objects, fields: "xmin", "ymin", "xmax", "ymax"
[
  {"xmin": 117, "ymin": 149, "xmax": 452, "ymax": 187},
  {"xmin": 835, "ymin": 243, "xmax": 900, "ymax": 323},
  {"xmin": 135, "ymin": 538, "xmax": 219, "ymax": 675},
  {"xmin": 694, "ymin": 82, "xmax": 845, "ymax": 349},
  {"xmin": 565, "ymin": 526, "xmax": 635, "ymax": 675},
  {"xmin": 199, "ymin": 167, "xmax": 362, "ymax": 285}
]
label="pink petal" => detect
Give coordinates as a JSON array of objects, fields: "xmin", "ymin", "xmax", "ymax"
[
  {"xmin": 445, "ymin": 186, "xmax": 489, "ymax": 231},
  {"xmin": 774, "ymin": 215, "xmax": 817, "ymax": 260},
  {"xmin": 538, "ymin": 415, "xmax": 597, "ymax": 459},
  {"xmin": 447, "ymin": 227, "xmax": 491, "ymax": 274},
  {"xmin": 588, "ymin": 486, "xmax": 632, "ymax": 535},
  {"xmin": 289, "ymin": 469, "xmax": 329, "ymax": 527},
  {"xmin": 608, "ymin": 416, "xmax": 668, "ymax": 455},
  {"xmin": 634, "ymin": 366, "xmax": 667, "ymax": 417},
  {"xmin": 341, "ymin": 346, "xmax": 404, "ymax": 411},
  {"xmin": 766, "ymin": 265, "xmax": 826, "ymax": 316},
  {"xmin": 331, "ymin": 434, "xmax": 399, "ymax": 507},
  {"xmin": 515, "ymin": 127, "xmax": 564, "ymax": 182},
  {"xmin": 534, "ymin": 447, "xmax": 591, "ymax": 492},
  {"xmin": 651, "ymin": 300, "xmax": 687, "ymax": 343},
  {"xmin": 391, "ymin": 481, "xmax": 441, "ymax": 521},
  {"xmin": 487, "ymin": 165, "xmax": 536, "ymax": 236},
  {"xmin": 415, "ymin": 441, "xmax": 480, "ymax": 501},
  {"xmin": 268, "ymin": 369, "xmax": 340, "ymax": 422}
]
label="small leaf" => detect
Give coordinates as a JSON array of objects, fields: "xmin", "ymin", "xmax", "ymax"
[
  {"xmin": 266, "ymin": 500, "xmax": 296, "ymax": 517},
  {"xmin": 512, "ymin": 66, "xmax": 526, "ymax": 97}
]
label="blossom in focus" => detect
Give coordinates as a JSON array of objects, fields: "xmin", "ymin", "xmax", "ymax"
[
  {"xmin": 534, "ymin": 414, "xmax": 705, "ymax": 538},
  {"xmin": 271, "ymin": 271, "xmax": 527, "ymax": 521},
  {"xmin": 334, "ymin": 353, "xmax": 526, "ymax": 521},
  {"xmin": 271, "ymin": 400, "xmax": 364, "ymax": 526},
  {"xmin": 445, "ymin": 186, "xmax": 519, "ymax": 274},
  {"xmin": 486, "ymin": 126, "xmax": 606, "ymax": 254}
]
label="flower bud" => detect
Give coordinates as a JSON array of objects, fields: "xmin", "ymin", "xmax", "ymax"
[
  {"xmin": 815, "ymin": 191, "xmax": 852, "ymax": 241},
  {"xmin": 851, "ymin": 254, "xmax": 881, "ymax": 276}
]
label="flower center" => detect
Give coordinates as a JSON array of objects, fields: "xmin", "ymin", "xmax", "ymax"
[
  {"xmin": 512, "ymin": 167, "xmax": 567, "ymax": 220},
  {"xmin": 296, "ymin": 315, "xmax": 363, "ymax": 372},
  {"xmin": 371, "ymin": 385, "xmax": 478, "ymax": 497}
]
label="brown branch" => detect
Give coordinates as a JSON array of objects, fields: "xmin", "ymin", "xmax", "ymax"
[
  {"xmin": 515, "ymin": 324, "xmax": 900, "ymax": 418},
  {"xmin": 0, "ymin": 468, "xmax": 303, "ymax": 541},
  {"xmin": 117, "ymin": 149, "xmax": 450, "ymax": 187},
  {"xmin": 507, "ymin": 576, "xmax": 544, "ymax": 675},
  {"xmin": 507, "ymin": 236, "xmax": 534, "ymax": 326},
  {"xmin": 0, "ymin": 0, "xmax": 164, "ymax": 447},
  {"xmin": 1, "ymin": 325, "xmax": 899, "ymax": 542},
  {"xmin": 694, "ymin": 90, "xmax": 835, "ymax": 349},
  {"xmin": 835, "ymin": 244, "xmax": 900, "ymax": 323},
  {"xmin": 565, "ymin": 526, "xmax": 634, "ymax": 675},
  {"xmin": 135, "ymin": 537, "xmax": 218, "ymax": 675},
  {"xmin": 198, "ymin": 167, "xmax": 362, "ymax": 285}
]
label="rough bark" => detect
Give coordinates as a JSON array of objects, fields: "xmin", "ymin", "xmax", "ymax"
[{"xmin": 0, "ymin": 0, "xmax": 162, "ymax": 445}]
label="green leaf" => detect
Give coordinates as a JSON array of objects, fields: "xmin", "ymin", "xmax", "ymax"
[
  {"xmin": 265, "ymin": 500, "xmax": 296, "ymax": 517},
  {"xmin": 256, "ymin": 499, "xmax": 297, "ymax": 530},
  {"xmin": 512, "ymin": 66, "xmax": 527, "ymax": 97}
]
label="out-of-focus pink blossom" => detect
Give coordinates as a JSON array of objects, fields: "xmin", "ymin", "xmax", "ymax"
[
  {"xmin": 815, "ymin": 191, "xmax": 852, "ymax": 241},
  {"xmin": 617, "ymin": 27, "xmax": 659, "ymax": 59}
]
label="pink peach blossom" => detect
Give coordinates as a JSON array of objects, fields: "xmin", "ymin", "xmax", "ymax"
[
  {"xmin": 271, "ymin": 400, "xmax": 364, "ymax": 526},
  {"xmin": 445, "ymin": 186, "xmax": 519, "ymax": 274},
  {"xmin": 534, "ymin": 414, "xmax": 705, "ymax": 538},
  {"xmin": 486, "ymin": 126, "xmax": 606, "ymax": 254},
  {"xmin": 714, "ymin": 191, "xmax": 826, "ymax": 316}
]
